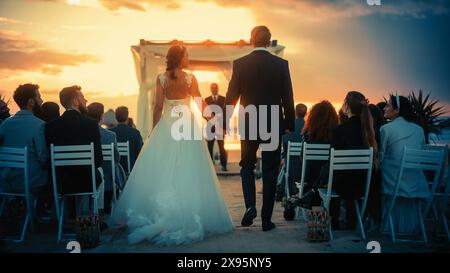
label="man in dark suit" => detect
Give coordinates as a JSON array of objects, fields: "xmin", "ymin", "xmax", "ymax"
[
  {"xmin": 225, "ymin": 26, "xmax": 295, "ymax": 231},
  {"xmin": 110, "ymin": 106, "xmax": 143, "ymax": 173},
  {"xmin": 205, "ymin": 83, "xmax": 228, "ymax": 171},
  {"xmin": 45, "ymin": 85, "xmax": 103, "ymax": 215}
]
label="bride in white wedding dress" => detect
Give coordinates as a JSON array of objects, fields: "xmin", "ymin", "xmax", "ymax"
[{"xmin": 109, "ymin": 45, "xmax": 233, "ymax": 246}]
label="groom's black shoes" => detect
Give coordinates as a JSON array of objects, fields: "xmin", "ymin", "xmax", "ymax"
[
  {"xmin": 262, "ymin": 221, "xmax": 276, "ymax": 232},
  {"xmin": 241, "ymin": 207, "xmax": 257, "ymax": 227}
]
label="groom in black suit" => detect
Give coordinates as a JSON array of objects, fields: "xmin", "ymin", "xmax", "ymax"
[
  {"xmin": 225, "ymin": 26, "xmax": 295, "ymax": 231},
  {"xmin": 205, "ymin": 83, "xmax": 228, "ymax": 171}
]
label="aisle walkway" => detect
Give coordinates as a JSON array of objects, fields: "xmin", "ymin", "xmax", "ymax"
[{"xmin": 2, "ymin": 166, "xmax": 449, "ymax": 253}]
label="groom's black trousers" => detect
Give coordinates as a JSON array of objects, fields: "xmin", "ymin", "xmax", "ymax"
[{"xmin": 240, "ymin": 139, "xmax": 281, "ymax": 222}]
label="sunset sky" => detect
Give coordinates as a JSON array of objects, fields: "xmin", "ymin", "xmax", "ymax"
[{"xmin": 1, "ymin": 0, "xmax": 449, "ymax": 119}]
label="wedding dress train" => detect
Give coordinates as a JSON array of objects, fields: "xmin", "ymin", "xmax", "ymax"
[{"xmin": 109, "ymin": 72, "xmax": 233, "ymax": 246}]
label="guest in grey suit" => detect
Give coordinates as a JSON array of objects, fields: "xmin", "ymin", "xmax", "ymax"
[
  {"xmin": 0, "ymin": 83, "xmax": 47, "ymax": 193},
  {"xmin": 87, "ymin": 103, "xmax": 125, "ymax": 212},
  {"xmin": 110, "ymin": 106, "xmax": 143, "ymax": 173}
]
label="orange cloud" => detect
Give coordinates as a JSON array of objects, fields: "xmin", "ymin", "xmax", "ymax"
[
  {"xmin": 0, "ymin": 29, "xmax": 98, "ymax": 77},
  {"xmin": 97, "ymin": 0, "xmax": 180, "ymax": 11},
  {"xmin": 28, "ymin": 0, "xmax": 448, "ymax": 18}
]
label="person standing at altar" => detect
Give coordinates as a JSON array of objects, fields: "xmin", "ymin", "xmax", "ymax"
[{"xmin": 205, "ymin": 83, "xmax": 228, "ymax": 171}]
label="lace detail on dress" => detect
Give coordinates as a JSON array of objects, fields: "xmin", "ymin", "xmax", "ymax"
[
  {"xmin": 185, "ymin": 73, "xmax": 193, "ymax": 88},
  {"xmin": 158, "ymin": 72, "xmax": 193, "ymax": 99}
]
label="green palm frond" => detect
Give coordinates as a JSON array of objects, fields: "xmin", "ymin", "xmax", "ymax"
[
  {"xmin": 0, "ymin": 95, "xmax": 10, "ymax": 107},
  {"xmin": 408, "ymin": 90, "xmax": 449, "ymax": 143}
]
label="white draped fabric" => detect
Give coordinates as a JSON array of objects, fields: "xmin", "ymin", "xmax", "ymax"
[{"xmin": 131, "ymin": 41, "xmax": 285, "ymax": 139}]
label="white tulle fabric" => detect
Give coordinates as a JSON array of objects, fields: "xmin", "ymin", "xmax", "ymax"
[{"xmin": 109, "ymin": 73, "xmax": 233, "ymax": 246}]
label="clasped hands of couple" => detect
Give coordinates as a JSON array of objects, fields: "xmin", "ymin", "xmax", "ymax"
[{"xmin": 202, "ymin": 111, "xmax": 293, "ymax": 137}]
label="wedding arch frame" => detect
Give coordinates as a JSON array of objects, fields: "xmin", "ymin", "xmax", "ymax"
[{"xmin": 131, "ymin": 39, "xmax": 285, "ymax": 138}]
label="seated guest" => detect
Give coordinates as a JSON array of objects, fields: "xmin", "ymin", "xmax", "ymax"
[
  {"xmin": 366, "ymin": 104, "xmax": 386, "ymax": 226},
  {"xmin": 338, "ymin": 108, "xmax": 349, "ymax": 124},
  {"xmin": 110, "ymin": 106, "xmax": 143, "ymax": 173},
  {"xmin": 380, "ymin": 95, "xmax": 428, "ymax": 234},
  {"xmin": 0, "ymin": 84, "xmax": 48, "ymax": 193},
  {"xmin": 87, "ymin": 102, "xmax": 125, "ymax": 212},
  {"xmin": 301, "ymin": 101, "xmax": 338, "ymax": 194},
  {"xmin": 369, "ymin": 104, "xmax": 385, "ymax": 145},
  {"xmin": 330, "ymin": 91, "xmax": 379, "ymax": 229},
  {"xmin": 291, "ymin": 92, "xmax": 379, "ymax": 230},
  {"xmin": 127, "ymin": 117, "xmax": 136, "ymax": 129},
  {"xmin": 45, "ymin": 85, "xmax": 103, "ymax": 216},
  {"xmin": 282, "ymin": 103, "xmax": 308, "ymax": 156},
  {"xmin": 103, "ymin": 109, "xmax": 118, "ymax": 129},
  {"xmin": 41, "ymin": 102, "xmax": 60, "ymax": 123},
  {"xmin": 279, "ymin": 103, "xmax": 308, "ymax": 220},
  {"xmin": 376, "ymin": 102, "xmax": 387, "ymax": 118}
]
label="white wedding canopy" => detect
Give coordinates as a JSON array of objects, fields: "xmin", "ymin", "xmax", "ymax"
[{"xmin": 131, "ymin": 39, "xmax": 285, "ymax": 138}]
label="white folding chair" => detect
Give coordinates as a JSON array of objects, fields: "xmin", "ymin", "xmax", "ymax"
[
  {"xmin": 298, "ymin": 143, "xmax": 331, "ymax": 219},
  {"xmin": 50, "ymin": 143, "xmax": 100, "ymax": 243},
  {"xmin": 384, "ymin": 147, "xmax": 444, "ymax": 243},
  {"xmin": 284, "ymin": 141, "xmax": 303, "ymax": 198},
  {"xmin": 424, "ymin": 144, "xmax": 449, "ymax": 242},
  {"xmin": 102, "ymin": 143, "xmax": 117, "ymax": 211},
  {"xmin": 0, "ymin": 147, "xmax": 35, "ymax": 243},
  {"xmin": 117, "ymin": 141, "xmax": 131, "ymax": 176},
  {"xmin": 319, "ymin": 148, "xmax": 374, "ymax": 241},
  {"xmin": 440, "ymin": 163, "xmax": 450, "ymax": 242}
]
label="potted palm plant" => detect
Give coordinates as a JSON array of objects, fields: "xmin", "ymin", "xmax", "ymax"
[
  {"xmin": 0, "ymin": 95, "xmax": 11, "ymax": 122},
  {"xmin": 408, "ymin": 90, "xmax": 449, "ymax": 144}
]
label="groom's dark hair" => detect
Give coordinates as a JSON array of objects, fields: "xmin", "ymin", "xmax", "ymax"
[{"xmin": 251, "ymin": 26, "xmax": 271, "ymax": 47}]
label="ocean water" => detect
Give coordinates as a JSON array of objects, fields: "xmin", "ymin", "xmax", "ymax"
[{"xmin": 429, "ymin": 116, "xmax": 450, "ymax": 144}]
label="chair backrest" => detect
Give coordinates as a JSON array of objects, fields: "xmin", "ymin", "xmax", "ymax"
[
  {"xmin": 102, "ymin": 143, "xmax": 117, "ymax": 201},
  {"xmin": 300, "ymin": 143, "xmax": 331, "ymax": 186},
  {"xmin": 101, "ymin": 143, "xmax": 115, "ymax": 163},
  {"xmin": 287, "ymin": 141, "xmax": 302, "ymax": 157},
  {"xmin": 424, "ymin": 144, "xmax": 449, "ymax": 187},
  {"xmin": 325, "ymin": 148, "xmax": 374, "ymax": 210},
  {"xmin": 117, "ymin": 141, "xmax": 131, "ymax": 174},
  {"xmin": 398, "ymin": 147, "xmax": 445, "ymax": 215},
  {"xmin": 286, "ymin": 141, "xmax": 303, "ymax": 176},
  {"xmin": 0, "ymin": 147, "xmax": 29, "ymax": 195},
  {"xmin": 50, "ymin": 143, "xmax": 97, "ymax": 197}
]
